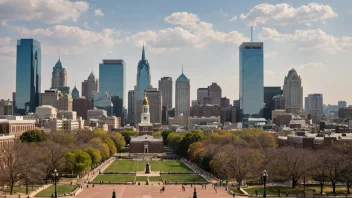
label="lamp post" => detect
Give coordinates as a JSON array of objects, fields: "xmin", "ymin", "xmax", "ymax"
[
  {"xmin": 263, "ymin": 170, "xmax": 268, "ymax": 198},
  {"xmin": 52, "ymin": 169, "xmax": 58, "ymax": 198}
]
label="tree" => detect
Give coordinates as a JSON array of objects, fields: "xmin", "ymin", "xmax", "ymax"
[
  {"xmin": 210, "ymin": 149, "xmax": 231, "ymax": 181},
  {"xmin": 120, "ymin": 131, "xmax": 138, "ymax": 144},
  {"xmin": 37, "ymin": 141, "xmax": 67, "ymax": 183},
  {"xmin": 85, "ymin": 147, "xmax": 102, "ymax": 168},
  {"xmin": 161, "ymin": 130, "xmax": 173, "ymax": 145},
  {"xmin": 310, "ymin": 152, "xmax": 329, "ymax": 194},
  {"xmin": 50, "ymin": 130, "xmax": 75, "ymax": 146},
  {"xmin": 75, "ymin": 129, "xmax": 95, "ymax": 144},
  {"xmin": 177, "ymin": 131, "xmax": 204, "ymax": 157},
  {"xmin": 0, "ymin": 141, "xmax": 31, "ymax": 194},
  {"xmin": 65, "ymin": 149, "xmax": 92, "ymax": 177},
  {"xmin": 89, "ymin": 137, "xmax": 110, "ymax": 160},
  {"xmin": 20, "ymin": 129, "xmax": 48, "ymax": 142},
  {"xmin": 107, "ymin": 132, "xmax": 126, "ymax": 152},
  {"xmin": 268, "ymin": 147, "xmax": 313, "ymax": 187},
  {"xmin": 103, "ymin": 137, "xmax": 117, "ymax": 156}
]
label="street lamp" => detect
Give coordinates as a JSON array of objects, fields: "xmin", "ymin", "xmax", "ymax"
[
  {"xmin": 263, "ymin": 170, "xmax": 268, "ymax": 198},
  {"xmin": 52, "ymin": 169, "xmax": 58, "ymax": 198}
]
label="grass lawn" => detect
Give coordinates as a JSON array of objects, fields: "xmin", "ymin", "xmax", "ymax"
[
  {"xmin": 149, "ymin": 176, "xmax": 163, "ymax": 182},
  {"xmin": 136, "ymin": 176, "xmax": 148, "ymax": 181},
  {"xmin": 243, "ymin": 186, "xmax": 304, "ymax": 195},
  {"xmin": 35, "ymin": 185, "xmax": 76, "ymax": 197},
  {"xmin": 161, "ymin": 175, "xmax": 206, "ymax": 183},
  {"xmin": 306, "ymin": 185, "xmax": 348, "ymax": 195},
  {"xmin": 104, "ymin": 160, "xmax": 145, "ymax": 172},
  {"xmin": 230, "ymin": 187, "xmax": 246, "ymax": 195},
  {"xmin": 104, "ymin": 160, "xmax": 192, "ymax": 173},
  {"xmin": 150, "ymin": 161, "xmax": 192, "ymax": 173},
  {"xmin": 135, "ymin": 176, "xmax": 162, "ymax": 182},
  {"xmin": 93, "ymin": 175, "xmax": 135, "ymax": 182},
  {"xmin": 4, "ymin": 186, "xmax": 40, "ymax": 194}
]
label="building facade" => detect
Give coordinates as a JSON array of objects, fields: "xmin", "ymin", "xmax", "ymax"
[
  {"xmin": 175, "ymin": 70, "xmax": 190, "ymax": 116},
  {"xmin": 338, "ymin": 101, "xmax": 347, "ymax": 109},
  {"xmin": 73, "ymin": 98, "xmax": 90, "ymax": 120},
  {"xmin": 283, "ymin": 69, "xmax": 303, "ymax": 114},
  {"xmin": 190, "ymin": 104, "xmax": 221, "ymax": 117},
  {"xmin": 239, "ymin": 42, "xmax": 264, "ymax": 117},
  {"xmin": 99, "ymin": 59, "xmax": 125, "ymax": 116},
  {"xmin": 0, "ymin": 100, "xmax": 13, "ymax": 115},
  {"xmin": 93, "ymin": 92, "xmax": 113, "ymax": 116},
  {"xmin": 145, "ymin": 88, "xmax": 162, "ymax": 124},
  {"xmin": 208, "ymin": 83, "xmax": 222, "ymax": 106},
  {"xmin": 40, "ymin": 90, "xmax": 73, "ymax": 111},
  {"xmin": 197, "ymin": 88, "xmax": 209, "ymax": 105},
  {"xmin": 57, "ymin": 110, "xmax": 77, "ymax": 120},
  {"xmin": 15, "ymin": 39, "xmax": 41, "ymax": 115},
  {"xmin": 305, "ymin": 94, "xmax": 324, "ymax": 118},
  {"xmin": 71, "ymin": 86, "xmax": 80, "ymax": 99},
  {"xmin": 0, "ymin": 117, "xmax": 36, "ymax": 137},
  {"xmin": 221, "ymin": 97, "xmax": 230, "ymax": 108},
  {"xmin": 264, "ymin": 87, "xmax": 282, "ymax": 104},
  {"xmin": 35, "ymin": 105, "xmax": 57, "ymax": 121},
  {"xmin": 87, "ymin": 109, "xmax": 107, "ymax": 121},
  {"xmin": 51, "ymin": 58, "xmax": 67, "ymax": 89},
  {"xmin": 128, "ymin": 90, "xmax": 135, "ymax": 125},
  {"xmin": 159, "ymin": 77, "xmax": 172, "ymax": 108},
  {"xmin": 82, "ymin": 72, "xmax": 99, "ymax": 101},
  {"xmin": 220, "ymin": 106, "xmax": 237, "ymax": 124}
]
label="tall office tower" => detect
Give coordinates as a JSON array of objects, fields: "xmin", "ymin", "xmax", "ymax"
[
  {"xmin": 145, "ymin": 88, "xmax": 162, "ymax": 124},
  {"xmin": 338, "ymin": 101, "xmax": 347, "ymax": 108},
  {"xmin": 305, "ymin": 94, "xmax": 324, "ymax": 118},
  {"xmin": 0, "ymin": 99, "xmax": 13, "ymax": 115},
  {"xmin": 40, "ymin": 90, "xmax": 73, "ymax": 111},
  {"xmin": 175, "ymin": 70, "xmax": 190, "ymax": 116},
  {"xmin": 158, "ymin": 77, "xmax": 172, "ymax": 108},
  {"xmin": 128, "ymin": 90, "xmax": 135, "ymax": 125},
  {"xmin": 82, "ymin": 72, "xmax": 99, "ymax": 101},
  {"xmin": 51, "ymin": 58, "xmax": 67, "ymax": 89},
  {"xmin": 208, "ymin": 83, "xmax": 221, "ymax": 106},
  {"xmin": 134, "ymin": 46, "xmax": 152, "ymax": 124},
  {"xmin": 283, "ymin": 68, "xmax": 303, "ymax": 114},
  {"xmin": 99, "ymin": 59, "xmax": 125, "ymax": 117},
  {"xmin": 93, "ymin": 91, "xmax": 113, "ymax": 116},
  {"xmin": 71, "ymin": 86, "xmax": 80, "ymax": 99},
  {"xmin": 197, "ymin": 88, "xmax": 209, "ymax": 105},
  {"xmin": 159, "ymin": 77, "xmax": 172, "ymax": 125},
  {"xmin": 239, "ymin": 42, "xmax": 264, "ymax": 117},
  {"xmin": 15, "ymin": 39, "xmax": 41, "ymax": 115},
  {"xmin": 273, "ymin": 94, "xmax": 285, "ymax": 110}
]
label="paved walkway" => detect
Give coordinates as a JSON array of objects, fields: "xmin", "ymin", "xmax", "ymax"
[
  {"xmin": 28, "ymin": 184, "xmax": 52, "ymax": 197},
  {"xmin": 180, "ymin": 158, "xmax": 218, "ymax": 183},
  {"xmin": 74, "ymin": 184, "xmax": 233, "ymax": 198}
]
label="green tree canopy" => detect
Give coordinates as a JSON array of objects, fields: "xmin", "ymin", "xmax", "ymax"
[
  {"xmin": 84, "ymin": 147, "xmax": 102, "ymax": 168},
  {"xmin": 65, "ymin": 149, "xmax": 92, "ymax": 176},
  {"xmin": 20, "ymin": 130, "xmax": 48, "ymax": 142}
]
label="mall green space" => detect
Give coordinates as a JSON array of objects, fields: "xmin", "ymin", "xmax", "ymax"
[{"xmin": 35, "ymin": 185, "xmax": 77, "ymax": 197}]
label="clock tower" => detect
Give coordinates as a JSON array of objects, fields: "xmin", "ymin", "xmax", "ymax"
[{"xmin": 141, "ymin": 95, "xmax": 150, "ymax": 123}]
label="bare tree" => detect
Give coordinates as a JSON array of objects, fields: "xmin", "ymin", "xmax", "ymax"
[
  {"xmin": 0, "ymin": 141, "xmax": 30, "ymax": 194},
  {"xmin": 268, "ymin": 147, "xmax": 313, "ymax": 187},
  {"xmin": 310, "ymin": 151, "xmax": 329, "ymax": 194}
]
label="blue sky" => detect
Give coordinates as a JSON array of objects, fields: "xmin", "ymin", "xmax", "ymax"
[{"xmin": 0, "ymin": 0, "xmax": 352, "ymax": 107}]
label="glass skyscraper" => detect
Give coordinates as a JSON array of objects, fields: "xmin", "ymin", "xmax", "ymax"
[
  {"xmin": 135, "ymin": 46, "xmax": 151, "ymax": 100},
  {"xmin": 239, "ymin": 42, "xmax": 264, "ymax": 117},
  {"xmin": 99, "ymin": 59, "xmax": 125, "ymax": 116},
  {"xmin": 15, "ymin": 39, "xmax": 41, "ymax": 115}
]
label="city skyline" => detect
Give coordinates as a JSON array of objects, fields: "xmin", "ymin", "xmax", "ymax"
[{"xmin": 1, "ymin": 0, "xmax": 352, "ymax": 106}]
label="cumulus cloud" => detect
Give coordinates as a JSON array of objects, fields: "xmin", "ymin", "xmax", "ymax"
[
  {"xmin": 94, "ymin": 8, "xmax": 104, "ymax": 16},
  {"xmin": 5, "ymin": 25, "xmax": 119, "ymax": 54},
  {"xmin": 128, "ymin": 12, "xmax": 248, "ymax": 53},
  {"xmin": 264, "ymin": 51, "xmax": 277, "ymax": 58},
  {"xmin": 0, "ymin": 0, "xmax": 89, "ymax": 24},
  {"xmin": 292, "ymin": 63, "xmax": 326, "ymax": 69},
  {"xmin": 240, "ymin": 3, "xmax": 337, "ymax": 26},
  {"xmin": 264, "ymin": 69, "xmax": 275, "ymax": 75},
  {"xmin": 258, "ymin": 28, "xmax": 350, "ymax": 53}
]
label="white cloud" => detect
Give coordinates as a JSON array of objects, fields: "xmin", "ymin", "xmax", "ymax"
[
  {"xmin": 229, "ymin": 16, "xmax": 237, "ymax": 22},
  {"xmin": 0, "ymin": 0, "xmax": 89, "ymax": 24},
  {"xmin": 258, "ymin": 28, "xmax": 348, "ymax": 53},
  {"xmin": 220, "ymin": 9, "xmax": 229, "ymax": 17},
  {"xmin": 240, "ymin": 3, "xmax": 337, "ymax": 26},
  {"xmin": 84, "ymin": 22, "xmax": 90, "ymax": 28},
  {"xmin": 0, "ymin": 37, "xmax": 12, "ymax": 46},
  {"xmin": 128, "ymin": 12, "xmax": 248, "ymax": 53},
  {"xmin": 5, "ymin": 25, "xmax": 119, "ymax": 54},
  {"xmin": 264, "ymin": 51, "xmax": 277, "ymax": 58},
  {"xmin": 264, "ymin": 69, "xmax": 275, "ymax": 75},
  {"xmin": 94, "ymin": 8, "xmax": 104, "ymax": 16}
]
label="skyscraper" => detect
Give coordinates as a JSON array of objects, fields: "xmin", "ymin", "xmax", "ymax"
[
  {"xmin": 40, "ymin": 90, "xmax": 72, "ymax": 111},
  {"xmin": 15, "ymin": 39, "xmax": 41, "ymax": 115},
  {"xmin": 338, "ymin": 101, "xmax": 347, "ymax": 109},
  {"xmin": 239, "ymin": 42, "xmax": 264, "ymax": 117},
  {"xmin": 208, "ymin": 83, "xmax": 221, "ymax": 106},
  {"xmin": 128, "ymin": 90, "xmax": 135, "ymax": 125},
  {"xmin": 51, "ymin": 58, "xmax": 67, "ymax": 89},
  {"xmin": 264, "ymin": 87, "xmax": 282, "ymax": 104},
  {"xmin": 99, "ymin": 59, "xmax": 125, "ymax": 102},
  {"xmin": 175, "ymin": 70, "xmax": 190, "ymax": 116},
  {"xmin": 82, "ymin": 72, "xmax": 99, "ymax": 101},
  {"xmin": 197, "ymin": 88, "xmax": 208, "ymax": 105},
  {"xmin": 283, "ymin": 68, "xmax": 303, "ymax": 114},
  {"xmin": 134, "ymin": 46, "xmax": 151, "ymax": 124},
  {"xmin": 305, "ymin": 94, "xmax": 324, "ymax": 118},
  {"xmin": 158, "ymin": 77, "xmax": 172, "ymax": 108},
  {"xmin": 145, "ymin": 88, "xmax": 162, "ymax": 124}
]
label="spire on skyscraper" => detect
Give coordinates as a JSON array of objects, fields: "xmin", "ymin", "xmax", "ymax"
[{"xmin": 142, "ymin": 44, "xmax": 146, "ymax": 60}]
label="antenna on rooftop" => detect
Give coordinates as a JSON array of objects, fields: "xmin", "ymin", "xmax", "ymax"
[{"xmin": 251, "ymin": 26, "xmax": 253, "ymax": 42}]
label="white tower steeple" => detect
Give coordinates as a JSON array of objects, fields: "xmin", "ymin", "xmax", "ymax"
[{"xmin": 141, "ymin": 93, "xmax": 150, "ymax": 123}]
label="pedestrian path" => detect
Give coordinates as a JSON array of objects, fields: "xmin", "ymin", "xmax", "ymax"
[
  {"xmin": 28, "ymin": 184, "xmax": 52, "ymax": 197},
  {"xmin": 180, "ymin": 158, "xmax": 218, "ymax": 183}
]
